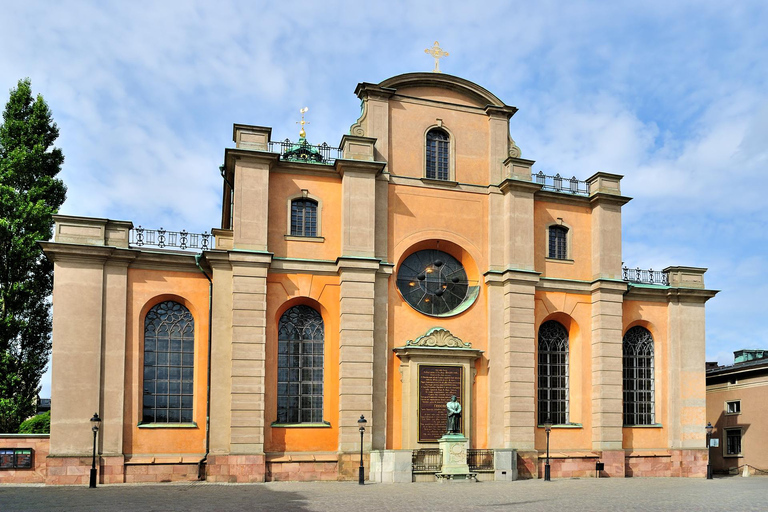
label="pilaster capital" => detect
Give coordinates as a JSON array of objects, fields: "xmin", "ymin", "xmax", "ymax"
[
  {"xmin": 484, "ymin": 268, "xmax": 540, "ymax": 286},
  {"xmin": 228, "ymin": 250, "xmax": 273, "ymax": 267},
  {"xmin": 335, "ymin": 158, "xmax": 386, "ymax": 178},
  {"xmin": 590, "ymin": 279, "xmax": 628, "ymax": 294},
  {"xmin": 499, "ymin": 176, "xmax": 541, "ymax": 195},
  {"xmin": 336, "ymin": 256, "xmax": 381, "ymax": 273}
]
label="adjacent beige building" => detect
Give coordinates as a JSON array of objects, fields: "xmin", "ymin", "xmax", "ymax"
[
  {"xmin": 706, "ymin": 350, "xmax": 768, "ymax": 475},
  {"xmin": 35, "ymin": 72, "xmax": 718, "ymax": 484}
]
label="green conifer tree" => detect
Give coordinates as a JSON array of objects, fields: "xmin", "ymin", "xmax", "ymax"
[{"xmin": 0, "ymin": 79, "xmax": 66, "ymax": 432}]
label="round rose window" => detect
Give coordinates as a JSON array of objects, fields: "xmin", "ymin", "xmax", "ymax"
[{"xmin": 396, "ymin": 249, "xmax": 478, "ymax": 317}]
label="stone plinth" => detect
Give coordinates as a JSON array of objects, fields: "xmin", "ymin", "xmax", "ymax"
[{"xmin": 436, "ymin": 434, "xmax": 476, "ymax": 482}]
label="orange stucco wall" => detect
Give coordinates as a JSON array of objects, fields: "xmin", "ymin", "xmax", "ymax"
[
  {"xmin": 621, "ymin": 299, "xmax": 669, "ymax": 449},
  {"xmin": 387, "ymin": 183, "xmax": 489, "ymax": 449},
  {"xmin": 534, "ymin": 200, "xmax": 592, "ymax": 280},
  {"xmin": 533, "ymin": 291, "xmax": 593, "ymax": 450},
  {"xmin": 268, "ymin": 173, "xmax": 342, "ymax": 261},
  {"xmin": 123, "ymin": 269, "xmax": 210, "ymax": 456},
  {"xmin": 264, "ymin": 273, "xmax": 341, "ymax": 453},
  {"xmin": 387, "ymin": 97, "xmax": 490, "ymax": 186}
]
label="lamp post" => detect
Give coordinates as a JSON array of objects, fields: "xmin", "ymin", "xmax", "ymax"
[
  {"xmin": 89, "ymin": 413, "xmax": 101, "ymax": 488},
  {"xmin": 706, "ymin": 422, "xmax": 714, "ymax": 480},
  {"xmin": 358, "ymin": 415, "xmax": 367, "ymax": 485},
  {"xmin": 543, "ymin": 415, "xmax": 553, "ymax": 481}
]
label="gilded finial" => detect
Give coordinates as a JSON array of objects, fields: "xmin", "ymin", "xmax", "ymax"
[
  {"xmin": 424, "ymin": 41, "xmax": 449, "ymax": 73},
  {"xmin": 297, "ymin": 107, "xmax": 309, "ymax": 139}
]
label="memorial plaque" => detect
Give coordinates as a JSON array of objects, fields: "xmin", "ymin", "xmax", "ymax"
[
  {"xmin": 0, "ymin": 450, "xmax": 13, "ymax": 469},
  {"xmin": 418, "ymin": 365, "xmax": 463, "ymax": 442},
  {"xmin": 15, "ymin": 450, "xmax": 32, "ymax": 469}
]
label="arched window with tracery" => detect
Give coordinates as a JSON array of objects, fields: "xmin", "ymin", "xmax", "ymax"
[
  {"xmin": 291, "ymin": 198, "xmax": 318, "ymax": 237},
  {"xmin": 623, "ymin": 326, "xmax": 655, "ymax": 425},
  {"xmin": 426, "ymin": 128, "xmax": 450, "ymax": 180},
  {"xmin": 143, "ymin": 300, "xmax": 194, "ymax": 423},
  {"xmin": 277, "ymin": 305, "xmax": 324, "ymax": 423},
  {"xmin": 548, "ymin": 225, "xmax": 568, "ymax": 260},
  {"xmin": 538, "ymin": 320, "xmax": 569, "ymax": 425}
]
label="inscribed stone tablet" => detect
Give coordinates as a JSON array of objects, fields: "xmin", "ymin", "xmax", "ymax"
[{"xmin": 418, "ymin": 365, "xmax": 463, "ymax": 442}]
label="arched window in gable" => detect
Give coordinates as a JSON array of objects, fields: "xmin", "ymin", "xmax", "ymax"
[
  {"xmin": 548, "ymin": 225, "xmax": 568, "ymax": 260},
  {"xmin": 538, "ymin": 320, "xmax": 569, "ymax": 425},
  {"xmin": 426, "ymin": 128, "xmax": 450, "ymax": 181},
  {"xmin": 623, "ymin": 326, "xmax": 655, "ymax": 425},
  {"xmin": 291, "ymin": 198, "xmax": 318, "ymax": 237},
  {"xmin": 143, "ymin": 300, "xmax": 194, "ymax": 424},
  {"xmin": 277, "ymin": 305, "xmax": 324, "ymax": 423}
]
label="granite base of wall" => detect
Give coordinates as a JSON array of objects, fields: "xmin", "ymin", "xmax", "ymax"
[
  {"xmin": 0, "ymin": 435, "xmax": 49, "ymax": 484},
  {"xmin": 124, "ymin": 461, "xmax": 199, "ymax": 483},
  {"xmin": 205, "ymin": 454, "xmax": 265, "ymax": 483},
  {"xmin": 516, "ymin": 451, "xmax": 539, "ymax": 479}
]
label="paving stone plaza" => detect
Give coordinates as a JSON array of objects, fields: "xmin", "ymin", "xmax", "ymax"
[{"xmin": 1, "ymin": 478, "xmax": 767, "ymax": 511}]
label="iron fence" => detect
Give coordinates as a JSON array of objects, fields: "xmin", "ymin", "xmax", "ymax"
[
  {"xmin": 467, "ymin": 449, "xmax": 494, "ymax": 471},
  {"xmin": 130, "ymin": 227, "xmax": 214, "ymax": 251},
  {"xmin": 534, "ymin": 171, "xmax": 589, "ymax": 196},
  {"xmin": 269, "ymin": 139, "xmax": 341, "ymax": 165},
  {"xmin": 623, "ymin": 266, "xmax": 669, "ymax": 286},
  {"xmin": 412, "ymin": 449, "xmax": 442, "ymax": 472}
]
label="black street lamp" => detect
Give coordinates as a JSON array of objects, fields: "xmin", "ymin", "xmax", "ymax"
[
  {"xmin": 543, "ymin": 415, "xmax": 553, "ymax": 481},
  {"xmin": 706, "ymin": 422, "xmax": 714, "ymax": 480},
  {"xmin": 89, "ymin": 413, "xmax": 101, "ymax": 488},
  {"xmin": 358, "ymin": 415, "xmax": 367, "ymax": 485}
]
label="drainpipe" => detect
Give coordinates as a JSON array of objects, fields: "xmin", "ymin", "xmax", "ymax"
[{"xmin": 195, "ymin": 253, "xmax": 213, "ymax": 480}]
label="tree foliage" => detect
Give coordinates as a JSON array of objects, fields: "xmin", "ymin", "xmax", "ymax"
[
  {"xmin": 0, "ymin": 79, "xmax": 66, "ymax": 432},
  {"xmin": 18, "ymin": 410, "xmax": 50, "ymax": 434}
]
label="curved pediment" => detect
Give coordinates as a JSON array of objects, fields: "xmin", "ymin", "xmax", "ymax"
[
  {"xmin": 405, "ymin": 327, "xmax": 471, "ymax": 348},
  {"xmin": 378, "ymin": 72, "xmax": 507, "ymax": 109}
]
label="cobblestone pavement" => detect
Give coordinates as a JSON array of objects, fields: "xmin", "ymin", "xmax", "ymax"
[{"xmin": 1, "ymin": 477, "xmax": 767, "ymax": 512}]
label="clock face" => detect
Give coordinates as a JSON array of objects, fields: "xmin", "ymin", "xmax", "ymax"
[{"xmin": 396, "ymin": 249, "xmax": 471, "ymax": 317}]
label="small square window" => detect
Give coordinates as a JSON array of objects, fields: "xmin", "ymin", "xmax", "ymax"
[{"xmin": 726, "ymin": 400, "xmax": 741, "ymax": 415}]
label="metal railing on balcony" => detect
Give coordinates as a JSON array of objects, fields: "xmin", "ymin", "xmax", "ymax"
[
  {"xmin": 269, "ymin": 139, "xmax": 341, "ymax": 165},
  {"xmin": 623, "ymin": 266, "xmax": 669, "ymax": 286},
  {"xmin": 467, "ymin": 449, "xmax": 494, "ymax": 471},
  {"xmin": 534, "ymin": 171, "xmax": 589, "ymax": 196},
  {"xmin": 412, "ymin": 449, "xmax": 442, "ymax": 472},
  {"xmin": 129, "ymin": 227, "xmax": 214, "ymax": 251}
]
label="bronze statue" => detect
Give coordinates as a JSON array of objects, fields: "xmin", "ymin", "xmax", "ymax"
[{"xmin": 446, "ymin": 394, "xmax": 462, "ymax": 434}]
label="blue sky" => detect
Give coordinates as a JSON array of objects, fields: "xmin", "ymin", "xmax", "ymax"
[{"xmin": 2, "ymin": 1, "xmax": 766, "ymax": 397}]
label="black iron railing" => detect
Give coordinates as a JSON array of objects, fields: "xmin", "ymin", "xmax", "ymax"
[
  {"xmin": 269, "ymin": 139, "xmax": 341, "ymax": 165},
  {"xmin": 412, "ymin": 449, "xmax": 442, "ymax": 472},
  {"xmin": 623, "ymin": 266, "xmax": 669, "ymax": 286},
  {"xmin": 130, "ymin": 227, "xmax": 214, "ymax": 251},
  {"xmin": 467, "ymin": 449, "xmax": 494, "ymax": 471},
  {"xmin": 534, "ymin": 171, "xmax": 589, "ymax": 196}
]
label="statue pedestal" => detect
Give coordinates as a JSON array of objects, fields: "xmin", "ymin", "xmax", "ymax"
[{"xmin": 435, "ymin": 434, "xmax": 476, "ymax": 482}]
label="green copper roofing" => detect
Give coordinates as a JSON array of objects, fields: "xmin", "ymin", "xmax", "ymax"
[{"xmin": 281, "ymin": 135, "xmax": 325, "ymax": 164}]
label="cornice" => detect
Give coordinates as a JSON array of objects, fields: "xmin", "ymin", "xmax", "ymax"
[
  {"xmin": 334, "ymin": 158, "xmax": 386, "ymax": 178},
  {"xmin": 589, "ymin": 192, "xmax": 632, "ymax": 208},
  {"xmin": 500, "ymin": 177, "xmax": 542, "ymax": 195},
  {"xmin": 666, "ymin": 287, "xmax": 719, "ymax": 304},
  {"xmin": 534, "ymin": 190, "xmax": 591, "ymax": 207},
  {"xmin": 537, "ymin": 277, "xmax": 592, "ymax": 294}
]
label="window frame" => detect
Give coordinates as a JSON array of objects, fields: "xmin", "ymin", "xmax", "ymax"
[
  {"xmin": 423, "ymin": 125, "xmax": 455, "ymax": 182},
  {"xmin": 538, "ymin": 320, "xmax": 569, "ymax": 425},
  {"xmin": 275, "ymin": 304, "xmax": 327, "ymax": 426},
  {"xmin": 622, "ymin": 325, "xmax": 656, "ymax": 426},
  {"xmin": 286, "ymin": 191, "xmax": 323, "ymax": 240},
  {"xmin": 141, "ymin": 300, "xmax": 195, "ymax": 425},
  {"xmin": 725, "ymin": 400, "xmax": 741, "ymax": 415},
  {"xmin": 547, "ymin": 224, "xmax": 570, "ymax": 261},
  {"xmin": 724, "ymin": 427, "xmax": 743, "ymax": 457}
]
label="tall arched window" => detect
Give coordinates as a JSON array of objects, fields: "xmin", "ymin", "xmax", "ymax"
[
  {"xmin": 277, "ymin": 305, "xmax": 324, "ymax": 423},
  {"xmin": 426, "ymin": 128, "xmax": 450, "ymax": 181},
  {"xmin": 291, "ymin": 198, "xmax": 318, "ymax": 237},
  {"xmin": 143, "ymin": 301, "xmax": 194, "ymax": 423},
  {"xmin": 548, "ymin": 225, "xmax": 568, "ymax": 260},
  {"xmin": 623, "ymin": 326, "xmax": 655, "ymax": 425},
  {"xmin": 538, "ymin": 320, "xmax": 569, "ymax": 425}
]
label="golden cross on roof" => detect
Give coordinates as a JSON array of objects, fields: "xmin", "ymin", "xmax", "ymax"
[
  {"xmin": 297, "ymin": 107, "xmax": 309, "ymax": 138},
  {"xmin": 424, "ymin": 41, "xmax": 449, "ymax": 73}
]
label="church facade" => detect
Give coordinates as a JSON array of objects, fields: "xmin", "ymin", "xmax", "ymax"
[{"xmin": 41, "ymin": 72, "xmax": 717, "ymax": 484}]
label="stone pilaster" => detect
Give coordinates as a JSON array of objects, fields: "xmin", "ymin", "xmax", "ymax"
[
  {"xmin": 204, "ymin": 251, "xmax": 234, "ymax": 456},
  {"xmin": 372, "ymin": 267, "xmax": 392, "ymax": 449},
  {"xmin": 228, "ymin": 252, "xmax": 272, "ymax": 456},
  {"xmin": 230, "ymin": 153, "xmax": 277, "ymax": 252},
  {"xmin": 587, "ymin": 172, "xmax": 629, "ymax": 281},
  {"xmin": 336, "ymin": 258, "xmax": 378, "ymax": 454},
  {"xmin": 590, "ymin": 280, "xmax": 626, "ymax": 453},
  {"xmin": 665, "ymin": 267, "xmax": 718, "ymax": 450},
  {"xmin": 499, "ymin": 177, "xmax": 540, "ymax": 272}
]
